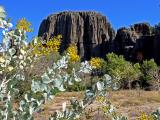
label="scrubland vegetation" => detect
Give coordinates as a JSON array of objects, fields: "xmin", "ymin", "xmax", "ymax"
[{"xmin": 0, "ymin": 6, "xmax": 160, "ymax": 120}]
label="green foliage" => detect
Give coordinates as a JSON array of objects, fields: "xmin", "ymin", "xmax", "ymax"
[
  {"xmin": 152, "ymin": 107, "xmax": 160, "ymax": 120},
  {"xmin": 104, "ymin": 53, "xmax": 158, "ymax": 88},
  {"xmin": 105, "ymin": 53, "xmax": 127, "ymax": 79},
  {"xmin": 141, "ymin": 59, "xmax": 158, "ymax": 81},
  {"xmin": 0, "ymin": 13, "xmax": 120, "ymax": 119},
  {"xmin": 0, "ymin": 15, "xmax": 126, "ymax": 119},
  {"xmin": 66, "ymin": 81, "xmax": 86, "ymax": 91},
  {"xmin": 104, "ymin": 53, "xmax": 141, "ymax": 88}
]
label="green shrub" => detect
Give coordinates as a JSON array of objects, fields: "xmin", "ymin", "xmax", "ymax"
[
  {"xmin": 140, "ymin": 59, "xmax": 158, "ymax": 81},
  {"xmin": 104, "ymin": 53, "xmax": 141, "ymax": 89}
]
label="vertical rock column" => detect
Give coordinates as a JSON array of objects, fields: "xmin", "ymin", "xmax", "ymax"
[{"xmin": 38, "ymin": 11, "xmax": 115, "ymax": 60}]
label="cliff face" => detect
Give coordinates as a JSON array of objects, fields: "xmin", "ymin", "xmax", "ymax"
[
  {"xmin": 38, "ymin": 11, "xmax": 160, "ymax": 63},
  {"xmin": 38, "ymin": 11, "xmax": 115, "ymax": 60},
  {"xmin": 113, "ymin": 23, "xmax": 152, "ymax": 61},
  {"xmin": 114, "ymin": 23, "xmax": 160, "ymax": 63}
]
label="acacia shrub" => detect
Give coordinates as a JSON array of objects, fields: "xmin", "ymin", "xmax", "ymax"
[{"xmin": 104, "ymin": 53, "xmax": 141, "ymax": 89}]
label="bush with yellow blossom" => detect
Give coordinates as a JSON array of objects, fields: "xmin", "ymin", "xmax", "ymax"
[
  {"xmin": 137, "ymin": 112, "xmax": 154, "ymax": 120},
  {"xmin": 67, "ymin": 44, "xmax": 80, "ymax": 62},
  {"xmin": 16, "ymin": 18, "xmax": 32, "ymax": 32},
  {"xmin": 90, "ymin": 57, "xmax": 104, "ymax": 69},
  {"xmin": 31, "ymin": 35, "xmax": 62, "ymax": 56}
]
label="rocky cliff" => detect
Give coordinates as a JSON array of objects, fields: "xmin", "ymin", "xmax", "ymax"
[
  {"xmin": 113, "ymin": 23, "xmax": 160, "ymax": 63},
  {"xmin": 38, "ymin": 11, "xmax": 160, "ymax": 63},
  {"xmin": 38, "ymin": 11, "xmax": 115, "ymax": 60}
]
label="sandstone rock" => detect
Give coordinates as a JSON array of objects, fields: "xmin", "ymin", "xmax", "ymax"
[{"xmin": 38, "ymin": 11, "xmax": 115, "ymax": 60}]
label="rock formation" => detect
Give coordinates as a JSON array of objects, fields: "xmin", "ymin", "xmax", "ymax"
[
  {"xmin": 38, "ymin": 11, "xmax": 160, "ymax": 63},
  {"xmin": 38, "ymin": 11, "xmax": 115, "ymax": 60},
  {"xmin": 114, "ymin": 23, "xmax": 160, "ymax": 63},
  {"xmin": 113, "ymin": 23, "xmax": 152, "ymax": 61}
]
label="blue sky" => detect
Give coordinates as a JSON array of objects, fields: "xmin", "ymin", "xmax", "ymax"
[{"xmin": 0, "ymin": 0, "xmax": 160, "ymax": 41}]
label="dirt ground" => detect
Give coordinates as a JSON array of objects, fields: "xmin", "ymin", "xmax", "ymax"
[{"xmin": 34, "ymin": 90, "xmax": 160, "ymax": 120}]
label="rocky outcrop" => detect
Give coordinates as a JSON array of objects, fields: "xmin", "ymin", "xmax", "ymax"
[
  {"xmin": 113, "ymin": 23, "xmax": 160, "ymax": 63},
  {"xmin": 38, "ymin": 11, "xmax": 115, "ymax": 60},
  {"xmin": 113, "ymin": 27, "xmax": 139, "ymax": 61},
  {"xmin": 38, "ymin": 11, "xmax": 160, "ymax": 63}
]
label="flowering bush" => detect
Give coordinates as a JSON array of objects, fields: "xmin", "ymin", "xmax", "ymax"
[
  {"xmin": 137, "ymin": 112, "xmax": 154, "ymax": 120},
  {"xmin": 16, "ymin": 18, "xmax": 32, "ymax": 32},
  {"xmin": 31, "ymin": 35, "xmax": 62, "ymax": 56},
  {"xmin": 66, "ymin": 44, "xmax": 80, "ymax": 63},
  {"xmin": 90, "ymin": 57, "xmax": 104, "ymax": 69}
]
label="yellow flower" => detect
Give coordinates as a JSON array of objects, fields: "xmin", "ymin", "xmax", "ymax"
[
  {"xmin": 90, "ymin": 57, "xmax": 103, "ymax": 69},
  {"xmin": 16, "ymin": 18, "xmax": 32, "ymax": 32},
  {"xmin": 8, "ymin": 66, "xmax": 14, "ymax": 71},
  {"xmin": 31, "ymin": 35, "xmax": 61, "ymax": 56},
  {"xmin": 102, "ymin": 106, "xmax": 110, "ymax": 113},
  {"xmin": 67, "ymin": 44, "xmax": 80, "ymax": 62},
  {"xmin": 138, "ymin": 112, "xmax": 154, "ymax": 120},
  {"xmin": 96, "ymin": 96, "xmax": 105, "ymax": 102},
  {"xmin": 46, "ymin": 37, "xmax": 61, "ymax": 52},
  {"xmin": 0, "ymin": 57, "xmax": 5, "ymax": 63}
]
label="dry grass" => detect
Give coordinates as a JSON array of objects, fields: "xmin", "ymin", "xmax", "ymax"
[
  {"xmin": 109, "ymin": 90, "xmax": 160, "ymax": 120},
  {"xmin": 34, "ymin": 90, "xmax": 160, "ymax": 120},
  {"xmin": 109, "ymin": 90, "xmax": 160, "ymax": 104}
]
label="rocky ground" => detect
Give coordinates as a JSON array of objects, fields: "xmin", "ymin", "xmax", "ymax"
[{"xmin": 34, "ymin": 90, "xmax": 160, "ymax": 120}]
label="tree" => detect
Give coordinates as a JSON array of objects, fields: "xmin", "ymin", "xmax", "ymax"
[
  {"xmin": 105, "ymin": 53, "xmax": 141, "ymax": 89},
  {"xmin": 141, "ymin": 59, "xmax": 158, "ymax": 81},
  {"xmin": 153, "ymin": 68, "xmax": 160, "ymax": 92}
]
